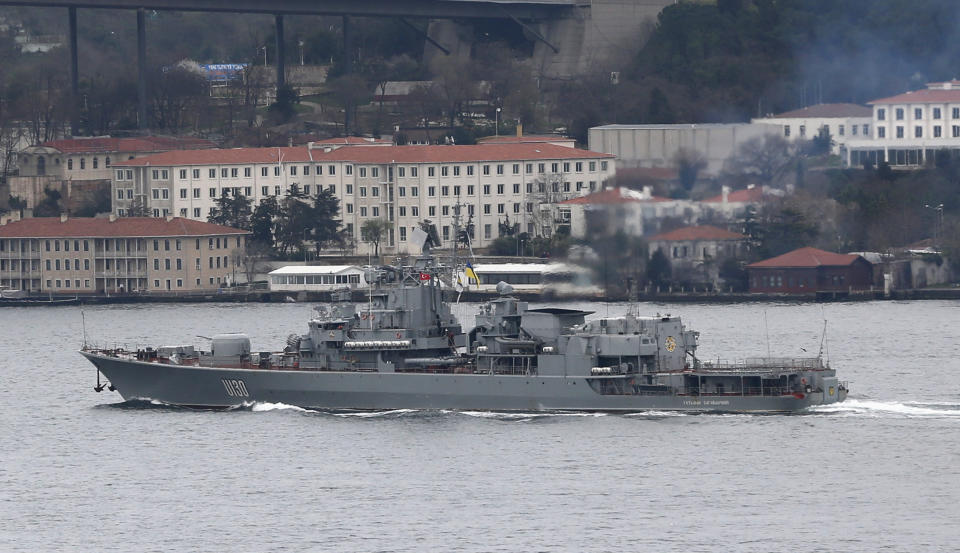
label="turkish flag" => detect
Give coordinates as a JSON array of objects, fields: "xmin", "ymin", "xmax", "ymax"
[{"xmin": 419, "ymin": 273, "xmax": 431, "ymax": 281}]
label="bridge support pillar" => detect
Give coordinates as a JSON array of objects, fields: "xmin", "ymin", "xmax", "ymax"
[
  {"xmin": 68, "ymin": 7, "xmax": 79, "ymax": 136},
  {"xmin": 137, "ymin": 8, "xmax": 147, "ymax": 130},
  {"xmin": 274, "ymin": 14, "xmax": 285, "ymax": 88},
  {"xmin": 342, "ymin": 15, "xmax": 352, "ymax": 135}
]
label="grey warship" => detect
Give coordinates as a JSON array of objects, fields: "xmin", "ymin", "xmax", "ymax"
[{"xmin": 80, "ymin": 257, "xmax": 848, "ymax": 412}]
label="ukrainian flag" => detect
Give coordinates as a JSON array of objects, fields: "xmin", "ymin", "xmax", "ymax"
[{"xmin": 465, "ymin": 262, "xmax": 479, "ymax": 281}]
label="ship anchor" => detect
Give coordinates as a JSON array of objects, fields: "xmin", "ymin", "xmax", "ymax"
[{"xmin": 93, "ymin": 370, "xmax": 115, "ymax": 393}]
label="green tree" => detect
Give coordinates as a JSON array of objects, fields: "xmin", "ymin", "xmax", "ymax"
[
  {"xmin": 33, "ymin": 188, "xmax": 62, "ymax": 217},
  {"xmin": 646, "ymin": 248, "xmax": 672, "ymax": 289},
  {"xmin": 208, "ymin": 192, "xmax": 253, "ymax": 230},
  {"xmin": 361, "ymin": 218, "xmax": 391, "ymax": 257},
  {"xmin": 309, "ymin": 188, "xmax": 345, "ymax": 252},
  {"xmin": 250, "ymin": 195, "xmax": 278, "ymax": 248}
]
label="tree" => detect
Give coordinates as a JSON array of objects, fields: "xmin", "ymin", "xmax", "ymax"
[
  {"xmin": 125, "ymin": 197, "xmax": 150, "ymax": 217},
  {"xmin": 150, "ymin": 62, "xmax": 209, "ymax": 131},
  {"xmin": 208, "ymin": 192, "xmax": 253, "ymax": 230},
  {"xmin": 274, "ymin": 186, "xmax": 313, "ymax": 255},
  {"xmin": 309, "ymin": 188, "xmax": 345, "ymax": 252},
  {"xmin": 646, "ymin": 248, "xmax": 672, "ymax": 289},
  {"xmin": 8, "ymin": 195, "xmax": 27, "ymax": 218},
  {"xmin": 33, "ymin": 188, "xmax": 62, "ymax": 217},
  {"xmin": 361, "ymin": 218, "xmax": 391, "ymax": 257},
  {"xmin": 250, "ymin": 195, "xmax": 278, "ymax": 247},
  {"xmin": 724, "ymin": 135, "xmax": 797, "ymax": 187}
]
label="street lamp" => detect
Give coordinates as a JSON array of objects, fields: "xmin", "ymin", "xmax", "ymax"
[
  {"xmin": 495, "ymin": 107, "xmax": 501, "ymax": 136},
  {"xmin": 924, "ymin": 203, "xmax": 944, "ymax": 250},
  {"xmin": 260, "ymin": 45, "xmax": 267, "ymax": 66},
  {"xmin": 298, "ymin": 40, "xmax": 305, "ymax": 66}
]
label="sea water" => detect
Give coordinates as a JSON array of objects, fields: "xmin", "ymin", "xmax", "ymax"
[{"xmin": 1, "ymin": 300, "xmax": 958, "ymax": 552}]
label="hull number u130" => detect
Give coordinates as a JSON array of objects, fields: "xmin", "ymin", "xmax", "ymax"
[{"xmin": 221, "ymin": 379, "xmax": 249, "ymax": 397}]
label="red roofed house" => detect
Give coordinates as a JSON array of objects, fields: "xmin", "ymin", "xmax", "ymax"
[
  {"xmin": 0, "ymin": 215, "xmax": 249, "ymax": 295},
  {"xmin": 845, "ymin": 80, "xmax": 960, "ymax": 169},
  {"xmin": 648, "ymin": 225, "xmax": 748, "ymax": 286},
  {"xmin": 557, "ymin": 186, "xmax": 696, "ymax": 239},
  {"xmin": 746, "ymin": 247, "xmax": 873, "ymax": 294},
  {"xmin": 10, "ymin": 136, "xmax": 217, "ymax": 212},
  {"xmin": 700, "ymin": 184, "xmax": 783, "ymax": 219},
  {"xmin": 110, "ymin": 143, "xmax": 616, "ymax": 254}
]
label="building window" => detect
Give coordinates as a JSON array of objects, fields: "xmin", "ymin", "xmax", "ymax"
[
  {"xmin": 180, "ymin": 188, "xmax": 187, "ymax": 199},
  {"xmin": 512, "ymin": 164, "xmax": 520, "ymax": 175},
  {"xmin": 484, "ymin": 224, "xmax": 491, "ymax": 239},
  {"xmin": 398, "ymin": 167, "xmax": 405, "ymax": 178},
  {"xmin": 953, "ymin": 125, "xmax": 960, "ymax": 138},
  {"xmin": 359, "ymin": 167, "xmax": 366, "ymax": 178},
  {"xmin": 330, "ymin": 165, "xmax": 337, "ymax": 175},
  {"xmin": 209, "ymin": 187, "xmax": 216, "ymax": 198},
  {"xmin": 878, "ymin": 108, "xmax": 886, "ymax": 121},
  {"xmin": 466, "ymin": 166, "xmax": 473, "ymax": 176},
  {"xmin": 784, "ymin": 126, "xmax": 791, "ymax": 137},
  {"xmin": 411, "ymin": 167, "xmax": 418, "ymax": 177},
  {"xmin": 838, "ymin": 124, "xmax": 844, "ymax": 136},
  {"xmin": 914, "ymin": 108, "xmax": 923, "ymax": 119},
  {"xmin": 934, "ymin": 107, "xmax": 942, "ymax": 119},
  {"xmin": 428, "ymin": 167, "xmax": 435, "ymax": 177},
  {"xmin": 261, "ymin": 167, "xmax": 268, "ymax": 177},
  {"xmin": 179, "ymin": 169, "xmax": 187, "ymax": 179},
  {"xmin": 209, "ymin": 169, "xmax": 216, "ymax": 178},
  {"xmin": 221, "ymin": 168, "xmax": 228, "ymax": 178},
  {"xmin": 895, "ymin": 108, "xmax": 904, "ymax": 120},
  {"xmin": 483, "ymin": 165, "xmax": 490, "ymax": 176},
  {"xmin": 453, "ymin": 166, "xmax": 460, "ymax": 177},
  {"xmin": 896, "ymin": 126, "xmax": 904, "ymax": 138},
  {"xmin": 193, "ymin": 169, "xmax": 200, "ymax": 179},
  {"xmin": 915, "ymin": 126, "xmax": 923, "ymax": 138},
  {"xmin": 878, "ymin": 126, "xmax": 886, "ymax": 138},
  {"xmin": 852, "ymin": 125, "xmax": 858, "ymax": 136}
]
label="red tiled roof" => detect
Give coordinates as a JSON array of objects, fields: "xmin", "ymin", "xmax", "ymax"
[
  {"xmin": 311, "ymin": 136, "xmax": 392, "ymax": 145},
  {"xmin": 115, "ymin": 146, "xmax": 312, "ymax": 166},
  {"xmin": 40, "ymin": 136, "xmax": 216, "ymax": 154},
  {"xmin": 0, "ymin": 217, "xmax": 248, "ymax": 238},
  {"xmin": 649, "ymin": 225, "xmax": 745, "ymax": 242},
  {"xmin": 746, "ymin": 247, "xmax": 864, "ymax": 269},
  {"xmin": 115, "ymin": 143, "xmax": 614, "ymax": 167},
  {"xmin": 560, "ymin": 187, "xmax": 669, "ymax": 205},
  {"xmin": 476, "ymin": 135, "xmax": 575, "ymax": 144},
  {"xmin": 702, "ymin": 187, "xmax": 765, "ymax": 203},
  {"xmin": 869, "ymin": 88, "xmax": 960, "ymax": 105},
  {"xmin": 769, "ymin": 103, "xmax": 871, "ymax": 119}
]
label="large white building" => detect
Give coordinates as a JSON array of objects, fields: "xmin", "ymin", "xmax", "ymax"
[
  {"xmin": 111, "ymin": 143, "xmax": 616, "ymax": 254},
  {"xmin": 845, "ymin": 80, "xmax": 960, "ymax": 168},
  {"xmin": 751, "ymin": 103, "xmax": 872, "ymax": 157}
]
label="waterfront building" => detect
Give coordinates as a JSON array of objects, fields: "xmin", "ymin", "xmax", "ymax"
[
  {"xmin": 268, "ymin": 265, "xmax": 367, "ymax": 292},
  {"xmin": 110, "ymin": 143, "xmax": 616, "ymax": 254},
  {"xmin": 751, "ymin": 103, "xmax": 872, "ymax": 157},
  {"xmin": 845, "ymin": 80, "xmax": 960, "ymax": 168},
  {"xmin": 746, "ymin": 247, "xmax": 873, "ymax": 294},
  {"xmin": 647, "ymin": 225, "xmax": 748, "ymax": 287},
  {"xmin": 556, "ymin": 186, "xmax": 696, "ymax": 238},
  {"xmin": 10, "ymin": 135, "xmax": 216, "ymax": 211},
  {"xmin": 0, "ymin": 215, "xmax": 248, "ymax": 294}
]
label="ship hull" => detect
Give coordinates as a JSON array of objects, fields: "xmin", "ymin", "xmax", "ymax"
[{"xmin": 82, "ymin": 352, "xmax": 846, "ymax": 413}]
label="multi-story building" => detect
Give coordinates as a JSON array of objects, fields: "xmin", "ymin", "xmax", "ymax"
[
  {"xmin": 846, "ymin": 80, "xmax": 960, "ymax": 168},
  {"xmin": 10, "ymin": 135, "xmax": 217, "ymax": 211},
  {"xmin": 110, "ymin": 143, "xmax": 616, "ymax": 254},
  {"xmin": 0, "ymin": 215, "xmax": 249, "ymax": 294},
  {"xmin": 751, "ymin": 103, "xmax": 872, "ymax": 157}
]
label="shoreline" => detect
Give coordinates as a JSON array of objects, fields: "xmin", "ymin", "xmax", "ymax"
[{"xmin": 2, "ymin": 287, "xmax": 959, "ymax": 306}]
